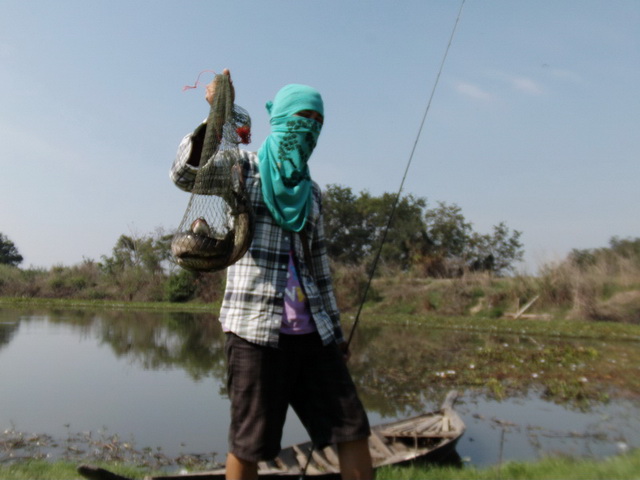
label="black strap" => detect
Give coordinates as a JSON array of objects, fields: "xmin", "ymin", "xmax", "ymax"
[{"xmin": 297, "ymin": 230, "xmax": 316, "ymax": 280}]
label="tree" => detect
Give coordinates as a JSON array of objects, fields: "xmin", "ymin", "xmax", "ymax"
[
  {"xmin": 101, "ymin": 233, "xmax": 170, "ymax": 275},
  {"xmin": 609, "ymin": 236, "xmax": 640, "ymax": 263},
  {"xmin": 468, "ymin": 222, "xmax": 524, "ymax": 275},
  {"xmin": 323, "ymin": 185, "xmax": 371, "ymax": 263},
  {"xmin": 412, "ymin": 201, "xmax": 473, "ymax": 276},
  {"xmin": 424, "ymin": 202, "xmax": 472, "ymax": 258},
  {"xmin": 323, "ymin": 185, "xmax": 430, "ymax": 269},
  {"xmin": 359, "ymin": 191, "xmax": 429, "ymax": 270},
  {"xmin": 0, "ymin": 233, "xmax": 23, "ymax": 267},
  {"xmin": 322, "ymin": 185, "xmax": 525, "ymax": 276},
  {"xmin": 100, "ymin": 232, "xmax": 172, "ymax": 301}
]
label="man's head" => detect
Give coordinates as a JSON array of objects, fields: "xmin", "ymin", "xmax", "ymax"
[
  {"xmin": 294, "ymin": 109, "xmax": 324, "ymax": 125},
  {"xmin": 257, "ymin": 83, "xmax": 325, "ymax": 231},
  {"xmin": 266, "ymin": 84, "xmax": 324, "ymax": 125}
]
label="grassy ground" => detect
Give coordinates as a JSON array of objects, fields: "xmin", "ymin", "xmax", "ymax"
[
  {"xmin": 377, "ymin": 448, "xmax": 640, "ymax": 480},
  {"xmin": 0, "ymin": 461, "xmax": 147, "ymax": 480},
  {"xmin": 0, "ymin": 296, "xmax": 219, "ymax": 312},
  {"xmin": 1, "ymin": 449, "xmax": 639, "ymax": 480}
]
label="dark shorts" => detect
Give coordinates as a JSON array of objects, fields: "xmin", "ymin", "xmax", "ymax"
[{"xmin": 225, "ymin": 332, "xmax": 370, "ymax": 462}]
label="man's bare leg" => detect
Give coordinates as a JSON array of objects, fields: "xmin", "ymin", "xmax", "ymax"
[
  {"xmin": 337, "ymin": 437, "xmax": 374, "ymax": 480},
  {"xmin": 225, "ymin": 452, "xmax": 258, "ymax": 480}
]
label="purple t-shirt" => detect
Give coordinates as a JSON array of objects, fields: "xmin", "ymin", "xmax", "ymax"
[{"xmin": 281, "ymin": 250, "xmax": 316, "ymax": 335}]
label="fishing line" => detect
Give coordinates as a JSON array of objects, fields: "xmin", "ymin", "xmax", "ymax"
[
  {"xmin": 346, "ymin": 0, "xmax": 466, "ymax": 348},
  {"xmin": 298, "ymin": 444, "xmax": 315, "ymax": 480}
]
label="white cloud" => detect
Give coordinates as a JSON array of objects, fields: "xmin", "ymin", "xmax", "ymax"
[
  {"xmin": 483, "ymin": 70, "xmax": 545, "ymax": 96},
  {"xmin": 455, "ymin": 82, "xmax": 495, "ymax": 101},
  {"xmin": 545, "ymin": 66, "xmax": 584, "ymax": 83},
  {"xmin": 509, "ymin": 75, "xmax": 544, "ymax": 95},
  {"xmin": 455, "ymin": 72, "xmax": 544, "ymax": 103}
]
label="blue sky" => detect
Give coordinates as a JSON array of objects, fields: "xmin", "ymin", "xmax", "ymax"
[{"xmin": 1, "ymin": 0, "xmax": 638, "ymax": 273}]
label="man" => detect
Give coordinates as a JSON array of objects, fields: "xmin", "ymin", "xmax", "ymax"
[{"xmin": 171, "ymin": 69, "xmax": 373, "ymax": 480}]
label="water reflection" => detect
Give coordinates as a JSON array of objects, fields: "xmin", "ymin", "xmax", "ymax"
[
  {"xmin": 97, "ymin": 310, "xmax": 227, "ymax": 384},
  {"xmin": 0, "ymin": 307, "xmax": 638, "ymax": 467},
  {"xmin": 0, "ymin": 310, "xmax": 20, "ymax": 347}
]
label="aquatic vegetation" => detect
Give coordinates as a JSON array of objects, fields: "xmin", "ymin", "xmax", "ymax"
[
  {"xmin": 0, "ymin": 426, "xmax": 222, "ymax": 472},
  {"xmin": 350, "ymin": 312, "xmax": 640, "ymax": 409}
]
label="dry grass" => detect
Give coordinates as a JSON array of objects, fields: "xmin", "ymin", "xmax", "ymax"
[
  {"xmin": 331, "ymin": 251, "xmax": 640, "ymax": 324},
  {"xmin": 537, "ymin": 253, "xmax": 640, "ymax": 323}
]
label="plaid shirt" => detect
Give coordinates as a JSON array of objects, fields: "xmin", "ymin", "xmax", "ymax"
[{"xmin": 170, "ymin": 130, "xmax": 343, "ymax": 348}]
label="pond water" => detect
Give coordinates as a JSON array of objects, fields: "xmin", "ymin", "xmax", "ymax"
[{"xmin": 1, "ymin": 307, "xmax": 638, "ymax": 469}]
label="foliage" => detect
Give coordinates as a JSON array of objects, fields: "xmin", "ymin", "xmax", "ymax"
[
  {"xmin": 331, "ymin": 262, "xmax": 379, "ymax": 311},
  {"xmin": 100, "ymin": 233, "xmax": 170, "ymax": 276},
  {"xmin": 100, "ymin": 232, "xmax": 172, "ymax": 302},
  {"xmin": 191, "ymin": 270, "xmax": 226, "ymax": 304},
  {"xmin": 323, "ymin": 185, "xmax": 524, "ymax": 277},
  {"xmin": 1, "ymin": 232, "xmax": 638, "ymax": 328},
  {"xmin": 324, "ymin": 185, "xmax": 433, "ymax": 271},
  {"xmin": 469, "ymin": 222, "xmax": 525, "ymax": 275},
  {"xmin": 0, "ymin": 233, "xmax": 23, "ymax": 267},
  {"xmin": 164, "ymin": 270, "xmax": 198, "ymax": 302},
  {"xmin": 0, "ymin": 228, "xmax": 224, "ymax": 304},
  {"xmin": 322, "ymin": 184, "xmax": 372, "ymax": 262},
  {"xmin": 570, "ymin": 236, "xmax": 640, "ymax": 272},
  {"xmin": 419, "ymin": 202, "xmax": 524, "ymax": 276},
  {"xmin": 0, "ymin": 264, "xmax": 47, "ymax": 297}
]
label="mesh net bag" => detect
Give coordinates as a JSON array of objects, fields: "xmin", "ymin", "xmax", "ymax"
[{"xmin": 171, "ymin": 74, "xmax": 253, "ymax": 272}]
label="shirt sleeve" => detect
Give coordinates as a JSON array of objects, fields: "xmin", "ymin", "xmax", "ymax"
[
  {"xmin": 311, "ymin": 193, "xmax": 344, "ymax": 343},
  {"xmin": 169, "ymin": 122, "xmax": 207, "ymax": 192}
]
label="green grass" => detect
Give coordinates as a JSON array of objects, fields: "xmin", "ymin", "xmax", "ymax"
[
  {"xmin": 0, "ymin": 296, "xmax": 218, "ymax": 313},
  {"xmin": 361, "ymin": 311, "xmax": 640, "ymax": 343},
  {"xmin": 0, "ymin": 461, "xmax": 152, "ymax": 480},
  {"xmin": 377, "ymin": 449, "xmax": 640, "ymax": 480},
  {"xmin": 2, "ymin": 450, "xmax": 639, "ymax": 480}
]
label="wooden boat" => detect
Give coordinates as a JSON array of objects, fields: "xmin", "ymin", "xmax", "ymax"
[{"xmin": 78, "ymin": 390, "xmax": 465, "ymax": 480}]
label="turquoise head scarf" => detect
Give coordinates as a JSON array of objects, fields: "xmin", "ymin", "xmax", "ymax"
[{"xmin": 258, "ymin": 84, "xmax": 324, "ymax": 232}]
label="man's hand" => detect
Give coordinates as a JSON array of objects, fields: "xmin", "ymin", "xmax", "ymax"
[
  {"xmin": 338, "ymin": 341, "xmax": 351, "ymax": 363},
  {"xmin": 205, "ymin": 68, "xmax": 235, "ymax": 105}
]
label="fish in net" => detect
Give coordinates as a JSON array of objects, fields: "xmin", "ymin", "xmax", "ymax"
[{"xmin": 171, "ymin": 74, "xmax": 254, "ymax": 272}]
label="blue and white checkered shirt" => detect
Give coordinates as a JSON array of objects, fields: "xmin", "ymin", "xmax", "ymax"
[{"xmin": 170, "ymin": 129, "xmax": 343, "ymax": 348}]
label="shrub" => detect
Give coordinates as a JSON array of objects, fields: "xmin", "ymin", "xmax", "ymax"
[
  {"xmin": 165, "ymin": 271, "xmax": 198, "ymax": 303},
  {"xmin": 331, "ymin": 262, "xmax": 378, "ymax": 312}
]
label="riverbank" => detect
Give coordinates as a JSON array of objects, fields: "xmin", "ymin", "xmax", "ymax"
[
  {"xmin": 0, "ymin": 296, "xmax": 219, "ymax": 313},
  {"xmin": 3, "ymin": 240, "xmax": 640, "ymax": 323},
  {"xmin": 2, "ymin": 295, "xmax": 639, "ymax": 342},
  {"xmin": 1, "ymin": 449, "xmax": 639, "ymax": 480}
]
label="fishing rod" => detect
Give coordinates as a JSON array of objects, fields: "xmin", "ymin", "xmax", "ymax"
[
  {"xmin": 300, "ymin": 5, "xmax": 467, "ymax": 479},
  {"xmin": 346, "ymin": 0, "xmax": 466, "ymax": 349}
]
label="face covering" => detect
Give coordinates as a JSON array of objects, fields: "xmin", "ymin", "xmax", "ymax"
[{"xmin": 257, "ymin": 84, "xmax": 324, "ymax": 232}]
